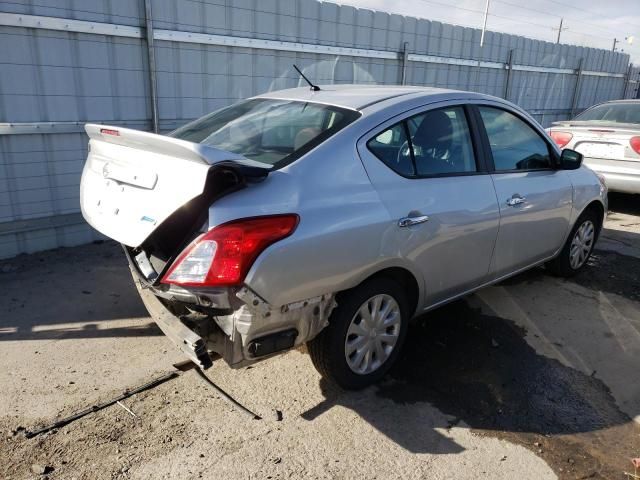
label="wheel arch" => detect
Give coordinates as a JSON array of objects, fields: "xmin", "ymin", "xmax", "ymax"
[
  {"xmin": 577, "ymin": 199, "xmax": 606, "ymax": 238},
  {"xmin": 347, "ymin": 266, "xmax": 421, "ymax": 319}
]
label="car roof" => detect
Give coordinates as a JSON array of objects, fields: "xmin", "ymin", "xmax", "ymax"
[{"xmin": 254, "ymin": 84, "xmax": 487, "ymax": 111}]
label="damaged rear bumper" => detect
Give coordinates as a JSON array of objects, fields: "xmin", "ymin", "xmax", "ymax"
[
  {"xmin": 128, "ymin": 264, "xmax": 336, "ymax": 369},
  {"xmin": 131, "ymin": 266, "xmax": 213, "ymax": 369}
]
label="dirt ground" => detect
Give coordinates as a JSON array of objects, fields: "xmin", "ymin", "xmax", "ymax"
[{"xmin": 1, "ymin": 193, "xmax": 639, "ymax": 480}]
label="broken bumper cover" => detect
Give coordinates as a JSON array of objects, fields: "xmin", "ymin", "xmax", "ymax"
[
  {"xmin": 128, "ymin": 261, "xmax": 337, "ymax": 369},
  {"xmin": 130, "ymin": 266, "xmax": 213, "ymax": 369},
  {"xmin": 229, "ymin": 287, "xmax": 336, "ymax": 362}
]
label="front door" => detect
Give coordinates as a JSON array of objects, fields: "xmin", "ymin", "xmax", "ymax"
[
  {"xmin": 475, "ymin": 105, "xmax": 573, "ymax": 278},
  {"xmin": 357, "ymin": 104, "xmax": 500, "ymax": 308}
]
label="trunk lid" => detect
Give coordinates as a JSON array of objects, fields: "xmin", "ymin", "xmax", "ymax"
[
  {"xmin": 549, "ymin": 121, "xmax": 640, "ymax": 162},
  {"xmin": 80, "ymin": 124, "xmax": 270, "ymax": 247}
]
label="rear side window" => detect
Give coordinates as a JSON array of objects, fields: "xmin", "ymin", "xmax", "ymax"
[
  {"xmin": 367, "ymin": 122, "xmax": 413, "ymax": 176},
  {"xmin": 478, "ymin": 107, "xmax": 552, "ymax": 171},
  {"xmin": 170, "ymin": 99, "xmax": 360, "ymax": 169},
  {"xmin": 367, "ymin": 106, "xmax": 477, "ymax": 177}
]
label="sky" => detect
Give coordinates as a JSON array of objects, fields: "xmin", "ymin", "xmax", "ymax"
[{"xmin": 328, "ymin": 0, "xmax": 640, "ymax": 64}]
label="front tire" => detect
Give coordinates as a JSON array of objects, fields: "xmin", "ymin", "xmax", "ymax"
[
  {"xmin": 546, "ymin": 209, "xmax": 600, "ymax": 277},
  {"xmin": 307, "ymin": 277, "xmax": 410, "ymax": 390}
]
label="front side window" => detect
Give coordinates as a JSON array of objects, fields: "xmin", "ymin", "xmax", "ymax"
[
  {"xmin": 479, "ymin": 106, "xmax": 552, "ymax": 171},
  {"xmin": 171, "ymin": 99, "xmax": 360, "ymax": 168},
  {"xmin": 367, "ymin": 106, "xmax": 477, "ymax": 177}
]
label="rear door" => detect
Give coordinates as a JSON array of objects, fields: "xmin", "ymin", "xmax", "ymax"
[
  {"xmin": 357, "ymin": 103, "xmax": 500, "ymax": 308},
  {"xmin": 474, "ymin": 105, "xmax": 573, "ymax": 278}
]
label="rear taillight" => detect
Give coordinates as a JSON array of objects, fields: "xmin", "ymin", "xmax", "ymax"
[
  {"xmin": 549, "ymin": 130, "xmax": 573, "ymax": 148},
  {"xmin": 162, "ymin": 215, "xmax": 299, "ymax": 287},
  {"xmin": 630, "ymin": 136, "xmax": 640, "ymax": 154}
]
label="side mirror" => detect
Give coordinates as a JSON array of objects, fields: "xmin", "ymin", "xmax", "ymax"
[{"xmin": 559, "ymin": 149, "xmax": 582, "ymax": 170}]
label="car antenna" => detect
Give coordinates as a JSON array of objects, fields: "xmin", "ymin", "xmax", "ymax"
[{"xmin": 293, "ymin": 64, "xmax": 320, "ymax": 91}]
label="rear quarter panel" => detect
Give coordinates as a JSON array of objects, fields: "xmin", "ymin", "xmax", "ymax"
[{"xmin": 208, "ymin": 123, "xmax": 425, "ymax": 310}]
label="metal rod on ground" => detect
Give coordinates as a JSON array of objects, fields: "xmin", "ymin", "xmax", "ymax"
[
  {"xmin": 116, "ymin": 401, "xmax": 138, "ymax": 418},
  {"xmin": 23, "ymin": 355, "xmax": 257, "ymax": 439},
  {"xmin": 193, "ymin": 368, "xmax": 262, "ymax": 420},
  {"xmin": 24, "ymin": 371, "xmax": 180, "ymax": 438}
]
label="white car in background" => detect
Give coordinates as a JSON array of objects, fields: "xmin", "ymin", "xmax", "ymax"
[{"xmin": 548, "ymin": 100, "xmax": 640, "ymax": 194}]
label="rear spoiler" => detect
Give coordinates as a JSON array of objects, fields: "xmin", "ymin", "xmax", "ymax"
[
  {"xmin": 85, "ymin": 124, "xmax": 272, "ymax": 180},
  {"xmin": 550, "ymin": 120, "xmax": 640, "ymax": 131}
]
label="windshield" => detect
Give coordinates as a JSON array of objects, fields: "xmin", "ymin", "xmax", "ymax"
[
  {"xmin": 170, "ymin": 99, "xmax": 360, "ymax": 167},
  {"xmin": 575, "ymin": 102, "xmax": 640, "ymax": 124}
]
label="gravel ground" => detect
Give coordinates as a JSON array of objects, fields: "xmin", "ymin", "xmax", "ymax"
[{"xmin": 1, "ymin": 193, "xmax": 639, "ymax": 480}]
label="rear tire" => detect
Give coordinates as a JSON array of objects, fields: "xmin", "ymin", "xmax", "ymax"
[
  {"xmin": 546, "ymin": 209, "xmax": 600, "ymax": 277},
  {"xmin": 307, "ymin": 277, "xmax": 410, "ymax": 390}
]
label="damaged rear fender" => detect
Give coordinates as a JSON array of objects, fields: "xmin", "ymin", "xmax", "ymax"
[
  {"xmin": 130, "ymin": 258, "xmax": 337, "ymax": 368},
  {"xmin": 213, "ymin": 287, "xmax": 337, "ymax": 365}
]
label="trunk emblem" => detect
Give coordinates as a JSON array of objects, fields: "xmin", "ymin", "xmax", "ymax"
[
  {"xmin": 102, "ymin": 163, "xmax": 110, "ymax": 178},
  {"xmin": 141, "ymin": 216, "xmax": 156, "ymax": 224}
]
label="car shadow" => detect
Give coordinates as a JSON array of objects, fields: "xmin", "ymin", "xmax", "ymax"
[
  {"xmin": 495, "ymin": 249, "xmax": 640, "ymax": 304},
  {"xmin": 382, "ymin": 300, "xmax": 629, "ymax": 436},
  {"xmin": 0, "ymin": 241, "xmax": 157, "ymax": 341},
  {"xmin": 607, "ymin": 192, "xmax": 640, "ymax": 216},
  {"xmin": 301, "ymin": 375, "xmax": 464, "ymax": 454},
  {"xmin": 301, "ymin": 252, "xmax": 640, "ymax": 474},
  {"xmin": 302, "ymin": 298, "xmax": 629, "ymax": 449}
]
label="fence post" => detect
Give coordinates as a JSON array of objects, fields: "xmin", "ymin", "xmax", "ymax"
[
  {"xmin": 144, "ymin": 0, "xmax": 159, "ymax": 133},
  {"xmin": 621, "ymin": 64, "xmax": 633, "ymax": 99},
  {"xmin": 503, "ymin": 49, "xmax": 514, "ymax": 100},
  {"xmin": 570, "ymin": 58, "xmax": 584, "ymax": 118},
  {"xmin": 400, "ymin": 42, "xmax": 410, "ymax": 85}
]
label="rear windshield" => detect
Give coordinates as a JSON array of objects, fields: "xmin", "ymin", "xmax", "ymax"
[
  {"xmin": 170, "ymin": 98, "xmax": 360, "ymax": 168},
  {"xmin": 575, "ymin": 102, "xmax": 640, "ymax": 124}
]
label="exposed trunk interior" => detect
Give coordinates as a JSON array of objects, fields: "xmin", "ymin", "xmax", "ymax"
[{"xmin": 129, "ymin": 165, "xmax": 255, "ymax": 284}]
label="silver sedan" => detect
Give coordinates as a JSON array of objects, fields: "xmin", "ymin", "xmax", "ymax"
[
  {"xmin": 548, "ymin": 99, "xmax": 640, "ymax": 194},
  {"xmin": 80, "ymin": 85, "xmax": 607, "ymax": 389}
]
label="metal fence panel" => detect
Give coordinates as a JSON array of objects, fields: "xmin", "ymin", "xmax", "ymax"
[
  {"xmin": 0, "ymin": 0, "xmax": 144, "ymax": 26},
  {"xmin": 0, "ymin": 0, "xmax": 637, "ymax": 258}
]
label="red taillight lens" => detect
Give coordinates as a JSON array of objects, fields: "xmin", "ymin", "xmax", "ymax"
[
  {"xmin": 630, "ymin": 136, "xmax": 640, "ymax": 154},
  {"xmin": 162, "ymin": 214, "xmax": 299, "ymax": 287},
  {"xmin": 549, "ymin": 130, "xmax": 573, "ymax": 148},
  {"xmin": 100, "ymin": 128, "xmax": 120, "ymax": 136}
]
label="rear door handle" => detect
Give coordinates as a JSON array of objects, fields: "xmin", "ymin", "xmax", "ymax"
[
  {"xmin": 506, "ymin": 194, "xmax": 526, "ymax": 207},
  {"xmin": 398, "ymin": 215, "xmax": 430, "ymax": 227}
]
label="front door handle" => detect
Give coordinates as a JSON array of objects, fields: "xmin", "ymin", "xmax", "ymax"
[
  {"xmin": 398, "ymin": 215, "xmax": 430, "ymax": 227},
  {"xmin": 506, "ymin": 194, "xmax": 526, "ymax": 207}
]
